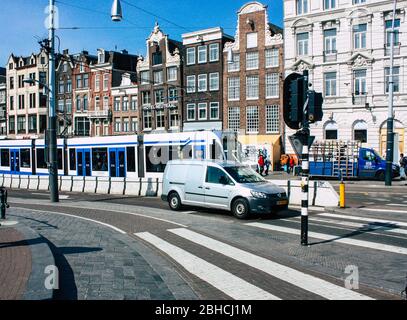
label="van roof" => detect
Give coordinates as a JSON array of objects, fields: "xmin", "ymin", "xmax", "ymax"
[{"xmin": 167, "ymin": 159, "xmax": 243, "ymax": 167}]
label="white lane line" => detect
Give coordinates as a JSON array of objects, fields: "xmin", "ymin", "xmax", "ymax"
[
  {"xmin": 360, "ymin": 207, "xmax": 407, "ymax": 214},
  {"xmin": 247, "ymin": 222, "xmax": 407, "ymax": 256},
  {"xmin": 289, "ymin": 216, "xmax": 407, "ymax": 236},
  {"xmin": 31, "ymin": 193, "xmax": 70, "ymax": 199},
  {"xmin": 169, "ymin": 228, "xmax": 373, "ymax": 300},
  {"xmin": 134, "ymin": 232, "xmax": 279, "ymax": 300},
  {"xmin": 289, "ymin": 205, "xmax": 325, "ymax": 212},
  {"xmin": 386, "ymin": 203, "xmax": 407, "ymax": 207},
  {"xmin": 320, "ymin": 213, "xmax": 407, "ymax": 228},
  {"xmin": 13, "ymin": 206, "xmax": 127, "ymax": 234}
]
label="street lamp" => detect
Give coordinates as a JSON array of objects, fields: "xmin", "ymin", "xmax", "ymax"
[{"xmin": 111, "ymin": 0, "xmax": 123, "ymax": 22}]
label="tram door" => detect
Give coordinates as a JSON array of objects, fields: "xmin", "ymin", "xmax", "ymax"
[
  {"xmin": 10, "ymin": 149, "xmax": 20, "ymax": 173},
  {"xmin": 77, "ymin": 149, "xmax": 91, "ymax": 176},
  {"xmin": 109, "ymin": 148, "xmax": 126, "ymax": 178}
]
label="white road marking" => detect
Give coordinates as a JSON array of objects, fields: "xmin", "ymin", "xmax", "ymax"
[
  {"xmin": 169, "ymin": 228, "xmax": 373, "ymax": 300},
  {"xmin": 360, "ymin": 207, "xmax": 407, "ymax": 214},
  {"xmin": 12, "ymin": 207, "xmax": 127, "ymax": 234},
  {"xmin": 289, "ymin": 205, "xmax": 325, "ymax": 212},
  {"xmin": 386, "ymin": 203, "xmax": 407, "ymax": 207},
  {"xmin": 31, "ymin": 193, "xmax": 70, "ymax": 199},
  {"xmin": 319, "ymin": 213, "xmax": 407, "ymax": 228},
  {"xmin": 134, "ymin": 232, "xmax": 279, "ymax": 300},
  {"xmin": 247, "ymin": 222, "xmax": 407, "ymax": 256}
]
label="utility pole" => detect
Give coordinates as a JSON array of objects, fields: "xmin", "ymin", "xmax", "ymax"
[
  {"xmin": 385, "ymin": 0, "xmax": 397, "ymax": 186},
  {"xmin": 48, "ymin": 0, "xmax": 59, "ymax": 202}
]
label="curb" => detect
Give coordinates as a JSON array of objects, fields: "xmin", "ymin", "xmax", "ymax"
[{"xmin": 15, "ymin": 224, "xmax": 55, "ymax": 300}]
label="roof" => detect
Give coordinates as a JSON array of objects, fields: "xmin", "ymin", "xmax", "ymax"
[
  {"xmin": 268, "ymin": 23, "xmax": 283, "ymax": 36},
  {"xmin": 0, "ymin": 67, "xmax": 6, "ymax": 77}
]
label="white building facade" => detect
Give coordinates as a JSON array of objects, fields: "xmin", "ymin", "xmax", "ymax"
[{"xmin": 284, "ymin": 0, "xmax": 407, "ymax": 157}]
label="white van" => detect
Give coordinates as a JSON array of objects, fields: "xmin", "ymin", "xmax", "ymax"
[{"xmin": 161, "ymin": 160, "xmax": 288, "ymax": 219}]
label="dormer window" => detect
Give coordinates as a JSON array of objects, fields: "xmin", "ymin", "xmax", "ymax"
[
  {"xmin": 98, "ymin": 51, "xmax": 105, "ymax": 64},
  {"xmin": 19, "ymin": 61, "xmax": 24, "ymax": 67},
  {"xmin": 8, "ymin": 63, "xmax": 13, "ymax": 70},
  {"xmin": 30, "ymin": 58, "xmax": 35, "ymax": 65}
]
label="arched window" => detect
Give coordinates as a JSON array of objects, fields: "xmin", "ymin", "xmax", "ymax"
[
  {"xmin": 324, "ymin": 121, "xmax": 338, "ymax": 140},
  {"xmin": 354, "ymin": 120, "xmax": 367, "ymax": 143}
]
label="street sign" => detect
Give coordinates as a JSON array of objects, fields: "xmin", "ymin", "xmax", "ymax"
[{"xmin": 289, "ymin": 133, "xmax": 315, "ymax": 157}]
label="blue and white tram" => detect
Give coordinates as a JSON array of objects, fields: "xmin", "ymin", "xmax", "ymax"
[{"xmin": 0, "ymin": 130, "xmax": 237, "ymax": 179}]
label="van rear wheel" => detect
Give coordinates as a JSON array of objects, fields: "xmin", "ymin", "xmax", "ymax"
[
  {"xmin": 232, "ymin": 199, "xmax": 250, "ymax": 219},
  {"xmin": 168, "ymin": 192, "xmax": 182, "ymax": 211}
]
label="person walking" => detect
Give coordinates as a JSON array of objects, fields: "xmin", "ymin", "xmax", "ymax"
[
  {"xmin": 264, "ymin": 155, "xmax": 271, "ymax": 176},
  {"xmin": 400, "ymin": 153, "xmax": 407, "ymax": 180},
  {"xmin": 258, "ymin": 153, "xmax": 265, "ymax": 176},
  {"xmin": 289, "ymin": 156, "xmax": 295, "ymax": 174}
]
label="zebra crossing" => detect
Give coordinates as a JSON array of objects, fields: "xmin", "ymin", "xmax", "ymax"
[{"xmin": 134, "ymin": 212, "xmax": 407, "ymax": 300}]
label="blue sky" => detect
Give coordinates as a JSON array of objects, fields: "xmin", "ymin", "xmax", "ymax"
[{"xmin": 0, "ymin": 0, "xmax": 283, "ymax": 66}]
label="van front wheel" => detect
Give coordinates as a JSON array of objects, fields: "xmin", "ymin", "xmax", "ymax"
[
  {"xmin": 232, "ymin": 199, "xmax": 250, "ymax": 219},
  {"xmin": 168, "ymin": 192, "xmax": 182, "ymax": 211}
]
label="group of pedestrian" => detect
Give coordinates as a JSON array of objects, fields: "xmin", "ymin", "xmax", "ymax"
[
  {"xmin": 257, "ymin": 148, "xmax": 271, "ymax": 176},
  {"xmin": 280, "ymin": 154, "xmax": 295, "ymax": 174},
  {"xmin": 400, "ymin": 153, "xmax": 407, "ymax": 180}
]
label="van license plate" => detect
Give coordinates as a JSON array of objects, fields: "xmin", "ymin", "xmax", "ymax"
[{"xmin": 277, "ymin": 200, "xmax": 288, "ymax": 206}]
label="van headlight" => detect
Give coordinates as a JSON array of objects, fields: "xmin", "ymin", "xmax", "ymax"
[{"xmin": 251, "ymin": 191, "xmax": 267, "ymax": 199}]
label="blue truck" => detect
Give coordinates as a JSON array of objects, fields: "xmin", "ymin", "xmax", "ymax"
[{"xmin": 308, "ymin": 141, "xmax": 400, "ymax": 180}]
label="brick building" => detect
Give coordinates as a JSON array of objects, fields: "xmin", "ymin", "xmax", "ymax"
[
  {"xmin": 182, "ymin": 28, "xmax": 234, "ymax": 131},
  {"xmin": 137, "ymin": 23, "xmax": 183, "ymax": 133},
  {"xmin": 0, "ymin": 67, "xmax": 6, "ymax": 136},
  {"xmin": 223, "ymin": 1, "xmax": 284, "ymax": 169}
]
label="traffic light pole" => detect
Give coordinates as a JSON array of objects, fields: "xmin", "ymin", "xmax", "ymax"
[{"xmin": 300, "ymin": 71, "xmax": 310, "ymax": 246}]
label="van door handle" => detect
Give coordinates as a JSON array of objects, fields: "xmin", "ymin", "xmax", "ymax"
[
  {"xmin": 198, "ymin": 186, "xmax": 203, "ymax": 189},
  {"xmin": 205, "ymin": 187, "xmax": 210, "ymax": 190}
]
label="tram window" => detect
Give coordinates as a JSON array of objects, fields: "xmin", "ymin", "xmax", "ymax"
[
  {"xmin": 20, "ymin": 149, "xmax": 31, "ymax": 168},
  {"xmin": 1, "ymin": 149, "xmax": 10, "ymax": 166},
  {"xmin": 126, "ymin": 147, "xmax": 136, "ymax": 172},
  {"xmin": 36, "ymin": 149, "xmax": 47, "ymax": 169},
  {"xmin": 146, "ymin": 146, "xmax": 169, "ymax": 173},
  {"xmin": 58, "ymin": 149, "xmax": 63, "ymax": 170},
  {"xmin": 69, "ymin": 149, "xmax": 76, "ymax": 170},
  {"xmin": 92, "ymin": 148, "xmax": 108, "ymax": 171}
]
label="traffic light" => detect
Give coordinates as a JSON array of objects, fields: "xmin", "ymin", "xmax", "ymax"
[
  {"xmin": 283, "ymin": 73, "xmax": 306, "ymax": 130},
  {"xmin": 307, "ymin": 91, "xmax": 324, "ymax": 123}
]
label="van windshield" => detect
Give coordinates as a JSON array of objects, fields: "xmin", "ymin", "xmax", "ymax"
[{"xmin": 224, "ymin": 166, "xmax": 265, "ymax": 183}]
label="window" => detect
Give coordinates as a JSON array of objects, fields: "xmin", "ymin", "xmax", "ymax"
[
  {"xmin": 324, "ymin": 29, "xmax": 337, "ymax": 54},
  {"xmin": 297, "ymin": 33, "xmax": 309, "ymax": 56},
  {"xmin": 167, "ymin": 67, "xmax": 177, "ymax": 81},
  {"xmin": 18, "ymin": 95, "xmax": 25, "ymax": 109},
  {"xmin": 123, "ymin": 118, "xmax": 129, "ymax": 132},
  {"xmin": 76, "ymin": 75, "xmax": 82, "ymax": 89},
  {"xmin": 156, "ymin": 110, "xmax": 165, "ymax": 129},
  {"xmin": 92, "ymin": 148, "xmax": 108, "ymax": 171},
  {"xmin": 353, "ymin": 24, "xmax": 367, "ymax": 49},
  {"xmin": 228, "ymin": 53, "xmax": 240, "ymax": 72},
  {"xmin": 140, "ymin": 71, "xmax": 150, "ymax": 84},
  {"xmin": 29, "ymin": 93, "xmax": 36, "ymax": 109},
  {"xmin": 152, "ymin": 51, "xmax": 163, "ymax": 65},
  {"xmin": 143, "ymin": 110, "xmax": 152, "ymax": 130},
  {"xmin": 228, "ymin": 77, "xmax": 240, "ymax": 101},
  {"xmin": 79, "ymin": 63, "xmax": 84, "ymax": 73},
  {"xmin": 324, "ymin": 72, "xmax": 337, "ymax": 96},
  {"xmin": 247, "ymin": 33, "xmax": 258, "ymax": 48},
  {"xmin": 18, "ymin": 75, "xmax": 24, "ymax": 88},
  {"xmin": 66, "ymin": 99, "xmax": 72, "ymax": 113},
  {"xmin": 103, "ymin": 74, "xmax": 109, "ymax": 91},
  {"xmin": 198, "ymin": 46, "xmax": 207, "ymax": 63},
  {"xmin": 95, "ymin": 96, "xmax": 100, "ymax": 110},
  {"xmin": 142, "ymin": 91, "xmax": 151, "ymax": 105},
  {"xmin": 353, "ymin": 0, "xmax": 366, "ymax": 3},
  {"xmin": 98, "ymin": 51, "xmax": 105, "ymax": 64},
  {"xmin": 83, "ymin": 74, "xmax": 89, "ymax": 88},
  {"xmin": 265, "ymin": 49, "xmax": 279, "ymax": 68},
  {"xmin": 17, "ymin": 115, "xmax": 26, "ymax": 133},
  {"xmin": 385, "ymin": 19, "xmax": 401, "ymax": 46},
  {"xmin": 209, "ymin": 73, "xmax": 219, "ymax": 91},
  {"xmin": 206, "ymin": 166, "xmax": 231, "ymax": 185},
  {"xmin": 187, "ymin": 104, "xmax": 196, "ymax": 121},
  {"xmin": 67, "ymin": 79, "xmax": 72, "ymax": 93},
  {"xmin": 186, "ymin": 47, "xmax": 196, "ymax": 65},
  {"xmin": 114, "ymin": 118, "xmax": 121, "ymax": 132},
  {"xmin": 210, "ymin": 102, "xmax": 219, "ymax": 120},
  {"xmin": 168, "ymin": 88, "xmax": 178, "ymax": 102},
  {"xmin": 198, "ymin": 74, "xmax": 207, "ymax": 92},
  {"xmin": 58, "ymin": 100, "xmax": 64, "ymax": 113},
  {"xmin": 9, "ymin": 116, "xmax": 15, "ymax": 133},
  {"xmin": 325, "ymin": 121, "xmax": 338, "ymax": 140},
  {"xmin": 155, "ymin": 89, "xmax": 164, "ymax": 104},
  {"xmin": 297, "ymin": 0, "xmax": 308, "ymax": 15},
  {"xmin": 229, "ymin": 108, "xmax": 242, "ymax": 133},
  {"xmin": 131, "ymin": 118, "xmax": 138, "ymax": 132},
  {"xmin": 126, "ymin": 147, "xmax": 136, "ymax": 172},
  {"xmin": 39, "ymin": 72, "xmax": 46, "ymax": 88},
  {"xmin": 354, "ymin": 121, "xmax": 368, "ymax": 143},
  {"xmin": 385, "ymin": 67, "xmax": 400, "ymax": 93},
  {"xmin": 69, "ymin": 149, "xmax": 76, "ymax": 170},
  {"xmin": 40, "ymin": 94, "xmax": 47, "ymax": 108},
  {"xmin": 59, "ymin": 81, "xmax": 65, "ymax": 94},
  {"xmin": 103, "ymin": 96, "xmax": 109, "ymax": 110},
  {"xmin": 76, "ymin": 95, "xmax": 81, "ymax": 111},
  {"xmin": 246, "ymin": 51, "xmax": 259, "ymax": 70},
  {"xmin": 266, "ymin": 73, "xmax": 279, "ymax": 98},
  {"xmin": 95, "ymin": 74, "xmax": 100, "ymax": 90},
  {"xmin": 122, "ymin": 97, "xmax": 129, "ymax": 111},
  {"xmin": 170, "ymin": 109, "xmax": 179, "ymax": 128},
  {"xmin": 246, "ymin": 106, "xmax": 259, "ymax": 133},
  {"xmin": 9, "ymin": 96, "xmax": 14, "ymax": 111},
  {"xmin": 246, "ymin": 76, "xmax": 259, "ymax": 100},
  {"xmin": 153, "ymin": 70, "xmax": 163, "ymax": 84},
  {"xmin": 63, "ymin": 62, "xmax": 68, "ymax": 72},
  {"xmin": 83, "ymin": 95, "xmax": 88, "ymax": 111},
  {"xmin": 28, "ymin": 115, "xmax": 37, "ymax": 133},
  {"xmin": 266, "ymin": 105, "xmax": 280, "ymax": 133},
  {"xmin": 187, "ymin": 76, "xmax": 196, "ymax": 93},
  {"xmin": 209, "ymin": 43, "xmax": 219, "ymax": 62},
  {"xmin": 20, "ymin": 149, "xmax": 30, "ymax": 168},
  {"xmin": 324, "ymin": 0, "xmax": 336, "ymax": 10},
  {"xmin": 198, "ymin": 103, "xmax": 207, "ymax": 120},
  {"xmin": 131, "ymin": 96, "xmax": 137, "ymax": 110},
  {"xmin": 36, "ymin": 149, "xmax": 47, "ymax": 169},
  {"xmin": 114, "ymin": 97, "xmax": 120, "ymax": 111},
  {"xmin": 1, "ymin": 149, "xmax": 10, "ymax": 167},
  {"xmin": 9, "ymin": 77, "xmax": 14, "ymax": 90},
  {"xmin": 354, "ymin": 69, "xmax": 367, "ymax": 95}
]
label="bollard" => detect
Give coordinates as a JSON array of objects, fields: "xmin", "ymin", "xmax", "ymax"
[
  {"xmin": 0, "ymin": 186, "xmax": 10, "ymax": 220},
  {"xmin": 339, "ymin": 180, "xmax": 346, "ymax": 209}
]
